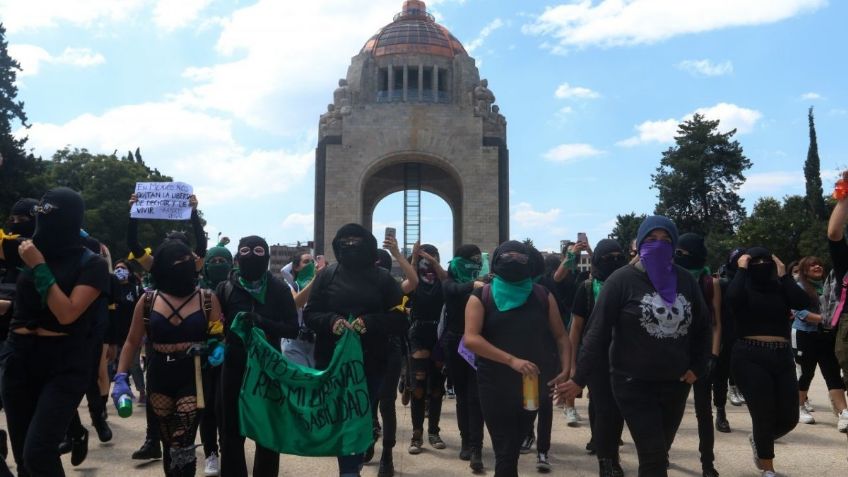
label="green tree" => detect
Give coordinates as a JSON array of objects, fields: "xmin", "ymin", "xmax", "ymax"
[
  {"xmin": 652, "ymin": 114, "xmax": 752, "ymax": 236},
  {"xmin": 609, "ymin": 212, "xmax": 645, "ymax": 251},
  {"xmin": 522, "ymin": 237, "xmax": 535, "ymax": 249},
  {"xmin": 805, "ymin": 107, "xmax": 826, "ymax": 220},
  {"xmin": 0, "ymin": 23, "xmax": 47, "ymax": 223}
]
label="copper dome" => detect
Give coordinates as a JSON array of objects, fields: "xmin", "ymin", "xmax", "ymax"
[{"xmin": 361, "ymin": 1, "xmax": 466, "ymax": 58}]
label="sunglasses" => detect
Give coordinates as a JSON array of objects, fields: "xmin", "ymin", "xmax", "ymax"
[
  {"xmin": 499, "ymin": 252, "xmax": 529, "ymax": 264},
  {"xmin": 339, "ymin": 237, "xmax": 363, "ymax": 247},
  {"xmin": 33, "ymin": 203, "xmax": 59, "ymax": 215},
  {"xmin": 238, "ymin": 246, "xmax": 266, "ymax": 257}
]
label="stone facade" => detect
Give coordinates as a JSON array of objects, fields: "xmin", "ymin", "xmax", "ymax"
[{"xmin": 314, "ymin": 1, "xmax": 508, "ymax": 259}]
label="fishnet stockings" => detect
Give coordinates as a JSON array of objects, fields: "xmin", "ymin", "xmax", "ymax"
[{"xmin": 151, "ymin": 393, "xmax": 200, "ymax": 476}]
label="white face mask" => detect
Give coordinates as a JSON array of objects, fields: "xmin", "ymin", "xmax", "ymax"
[{"xmin": 115, "ymin": 267, "xmax": 130, "ymax": 282}]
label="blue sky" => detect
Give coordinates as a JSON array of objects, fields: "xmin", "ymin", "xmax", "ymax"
[{"xmin": 4, "ymin": 0, "xmax": 846, "ymax": 256}]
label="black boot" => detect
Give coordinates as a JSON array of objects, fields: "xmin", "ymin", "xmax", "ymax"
[
  {"xmin": 58, "ymin": 433, "xmax": 72, "ymax": 455},
  {"xmin": 377, "ymin": 448, "xmax": 394, "ymax": 477},
  {"xmin": 92, "ymin": 413, "xmax": 113, "ymax": 443},
  {"xmin": 598, "ymin": 458, "xmax": 624, "ymax": 477},
  {"xmin": 459, "ymin": 438, "xmax": 471, "ymax": 461},
  {"xmin": 469, "ymin": 447, "xmax": 483, "ymax": 472},
  {"xmin": 132, "ymin": 439, "xmax": 162, "ymax": 460},
  {"xmin": 715, "ymin": 407, "xmax": 731, "ymax": 433},
  {"xmin": 70, "ymin": 428, "xmax": 88, "ymax": 467}
]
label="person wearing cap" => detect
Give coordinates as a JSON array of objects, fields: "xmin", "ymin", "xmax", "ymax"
[{"xmin": 557, "ymin": 215, "xmax": 711, "ymax": 477}]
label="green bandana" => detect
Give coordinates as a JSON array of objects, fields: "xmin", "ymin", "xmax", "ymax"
[
  {"xmin": 592, "ymin": 278, "xmax": 603, "ymax": 301},
  {"xmin": 449, "ymin": 257, "xmax": 481, "ymax": 284},
  {"xmin": 239, "ymin": 273, "xmax": 268, "ymax": 304},
  {"xmin": 295, "ymin": 261, "xmax": 316, "ymax": 290},
  {"xmin": 561, "ymin": 251, "xmax": 577, "ymax": 271},
  {"xmin": 809, "ymin": 278, "xmax": 824, "ymax": 295},
  {"xmin": 687, "ymin": 266, "xmax": 711, "ymax": 279},
  {"xmin": 491, "ymin": 276, "xmax": 533, "ymax": 312}
]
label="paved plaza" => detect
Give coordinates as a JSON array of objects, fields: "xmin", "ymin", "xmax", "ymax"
[{"xmin": 0, "ymin": 372, "xmax": 844, "ymax": 476}]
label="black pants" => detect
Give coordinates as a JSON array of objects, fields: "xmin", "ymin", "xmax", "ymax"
[
  {"xmin": 794, "ymin": 329, "xmax": 845, "ymax": 391},
  {"xmin": 375, "ymin": 342, "xmax": 402, "ymax": 450},
  {"xmin": 478, "ymin": 367, "xmax": 533, "ymax": 477},
  {"xmin": 712, "ymin": 339, "xmax": 734, "ymax": 408},
  {"xmin": 587, "ymin": 369, "xmax": 624, "ymax": 460},
  {"xmin": 443, "ymin": 333, "xmax": 484, "ymax": 449},
  {"xmin": 68, "ymin": 337, "xmax": 107, "ymax": 438},
  {"xmin": 693, "ymin": 371, "xmax": 715, "ymax": 468},
  {"xmin": 524, "ymin": 365, "xmax": 555, "ymax": 454},
  {"xmin": 612, "ymin": 374, "xmax": 690, "ymax": 477},
  {"xmin": 200, "ymin": 365, "xmax": 221, "ymax": 457},
  {"xmin": 409, "ymin": 357, "xmax": 445, "ymax": 434},
  {"xmin": 1, "ymin": 333, "xmax": 92, "ymax": 477},
  {"xmin": 731, "ymin": 340, "xmax": 798, "ymax": 460},
  {"xmin": 219, "ymin": 340, "xmax": 279, "ymax": 477}
]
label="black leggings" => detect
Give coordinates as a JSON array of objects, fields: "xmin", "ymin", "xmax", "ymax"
[
  {"xmin": 409, "ymin": 357, "xmax": 445, "ymax": 435},
  {"xmin": 374, "ymin": 343, "xmax": 403, "ymax": 450},
  {"xmin": 443, "ymin": 333, "xmax": 484, "ymax": 449},
  {"xmin": 693, "ymin": 370, "xmax": 715, "ymax": 468},
  {"xmin": 793, "ymin": 329, "xmax": 845, "ymax": 391},
  {"xmin": 731, "ymin": 340, "xmax": 798, "ymax": 460},
  {"xmin": 68, "ymin": 338, "xmax": 107, "ymax": 439},
  {"xmin": 712, "ymin": 338, "xmax": 734, "ymax": 408},
  {"xmin": 199, "ymin": 365, "xmax": 221, "ymax": 457},
  {"xmin": 587, "ymin": 369, "xmax": 624, "ymax": 461},
  {"xmin": 146, "ymin": 352, "xmax": 201, "ymax": 477},
  {"xmin": 480, "ymin": 393, "xmax": 534, "ymax": 477},
  {"xmin": 1, "ymin": 333, "xmax": 91, "ymax": 477},
  {"xmin": 524, "ymin": 366, "xmax": 555, "ymax": 454}
]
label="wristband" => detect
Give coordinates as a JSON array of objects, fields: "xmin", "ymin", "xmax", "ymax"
[
  {"xmin": 833, "ymin": 179, "xmax": 848, "ymax": 200},
  {"xmin": 32, "ymin": 263, "xmax": 56, "ymax": 306}
]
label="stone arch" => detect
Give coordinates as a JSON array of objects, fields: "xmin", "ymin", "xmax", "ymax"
[{"xmin": 360, "ymin": 153, "xmax": 463, "ymax": 251}]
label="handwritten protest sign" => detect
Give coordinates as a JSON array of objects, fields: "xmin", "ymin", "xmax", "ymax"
[
  {"xmin": 130, "ymin": 182, "xmax": 193, "ymax": 220},
  {"xmin": 230, "ymin": 313, "xmax": 372, "ymax": 457}
]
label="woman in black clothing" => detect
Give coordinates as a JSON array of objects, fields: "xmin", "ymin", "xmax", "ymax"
[
  {"xmin": 464, "ymin": 241, "xmax": 571, "ymax": 477},
  {"xmin": 304, "ymin": 223, "xmax": 408, "ymax": 477},
  {"xmin": 0, "ymin": 187, "xmax": 109, "ymax": 477},
  {"xmin": 441, "ymin": 244, "xmax": 486, "ymax": 472},
  {"xmin": 217, "ymin": 235, "xmax": 298, "ymax": 477},
  {"xmin": 727, "ymin": 247, "xmax": 809, "ymax": 477}
]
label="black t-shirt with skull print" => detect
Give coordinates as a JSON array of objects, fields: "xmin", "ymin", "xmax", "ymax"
[{"xmin": 572, "ymin": 263, "xmax": 711, "ymax": 386}]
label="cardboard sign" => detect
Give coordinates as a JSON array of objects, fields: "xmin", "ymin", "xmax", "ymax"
[{"xmin": 130, "ymin": 182, "xmax": 193, "ymax": 220}]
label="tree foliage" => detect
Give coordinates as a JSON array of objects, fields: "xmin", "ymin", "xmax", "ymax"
[
  {"xmin": 652, "ymin": 114, "xmax": 752, "ymax": 236},
  {"xmin": 805, "ymin": 107, "xmax": 826, "ymax": 220},
  {"xmin": 609, "ymin": 212, "xmax": 645, "ymax": 251}
]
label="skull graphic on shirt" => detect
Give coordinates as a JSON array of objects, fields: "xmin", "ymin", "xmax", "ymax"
[{"xmin": 638, "ymin": 292, "xmax": 692, "ymax": 339}]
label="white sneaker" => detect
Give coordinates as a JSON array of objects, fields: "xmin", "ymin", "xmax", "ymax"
[
  {"xmin": 838, "ymin": 409, "xmax": 848, "ymax": 433},
  {"xmin": 803, "ymin": 398, "xmax": 814, "ymax": 413},
  {"xmin": 761, "ymin": 471, "xmax": 777, "ymax": 477},
  {"xmin": 799, "ymin": 406, "xmax": 816, "ymax": 424},
  {"xmin": 204, "ymin": 453, "xmax": 220, "ymax": 476},
  {"xmin": 729, "ymin": 386, "xmax": 745, "ymax": 406},
  {"xmin": 564, "ymin": 407, "xmax": 580, "ymax": 427}
]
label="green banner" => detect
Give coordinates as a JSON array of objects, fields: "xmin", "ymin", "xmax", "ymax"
[{"xmin": 229, "ymin": 313, "xmax": 373, "ymax": 457}]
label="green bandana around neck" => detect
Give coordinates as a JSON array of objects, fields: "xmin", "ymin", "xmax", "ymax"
[
  {"xmin": 239, "ymin": 272, "xmax": 268, "ymax": 304},
  {"xmin": 449, "ymin": 257, "xmax": 481, "ymax": 284},
  {"xmin": 687, "ymin": 266, "xmax": 711, "ymax": 279},
  {"xmin": 809, "ymin": 278, "xmax": 824, "ymax": 295},
  {"xmin": 592, "ymin": 278, "xmax": 603, "ymax": 301},
  {"xmin": 491, "ymin": 276, "xmax": 533, "ymax": 312},
  {"xmin": 295, "ymin": 261, "xmax": 316, "ymax": 289}
]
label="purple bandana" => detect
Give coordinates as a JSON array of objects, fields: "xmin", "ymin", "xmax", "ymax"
[{"xmin": 640, "ymin": 240, "xmax": 677, "ymax": 305}]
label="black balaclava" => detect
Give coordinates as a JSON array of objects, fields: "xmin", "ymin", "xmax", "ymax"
[
  {"xmin": 165, "ymin": 230, "xmax": 191, "ymax": 247},
  {"xmin": 332, "ymin": 223, "xmax": 377, "ymax": 271},
  {"xmin": 746, "ymin": 246, "xmax": 777, "ymax": 290},
  {"xmin": 675, "ymin": 233, "xmax": 707, "ymax": 270},
  {"xmin": 418, "ymin": 244, "xmax": 440, "ymax": 285},
  {"xmin": 592, "ymin": 239, "xmax": 627, "ymax": 281},
  {"xmin": 376, "ymin": 249, "xmax": 392, "ymax": 271},
  {"xmin": 8, "ymin": 198, "xmax": 37, "ymax": 238},
  {"xmin": 237, "ymin": 235, "xmax": 270, "ymax": 282},
  {"xmin": 151, "ymin": 241, "xmax": 197, "ymax": 296},
  {"xmin": 491, "ymin": 240, "xmax": 532, "ymax": 283},
  {"xmin": 32, "ymin": 187, "xmax": 85, "ymax": 259},
  {"xmin": 528, "ymin": 246, "xmax": 544, "ymax": 280}
]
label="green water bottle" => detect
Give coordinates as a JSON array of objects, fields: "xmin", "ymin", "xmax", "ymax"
[{"xmin": 117, "ymin": 394, "xmax": 133, "ymax": 418}]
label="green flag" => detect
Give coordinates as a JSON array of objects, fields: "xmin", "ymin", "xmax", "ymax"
[{"xmin": 229, "ymin": 313, "xmax": 373, "ymax": 456}]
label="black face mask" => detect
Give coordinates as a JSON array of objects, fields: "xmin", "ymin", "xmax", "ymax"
[
  {"xmin": 595, "ymin": 255, "xmax": 627, "ymax": 281},
  {"xmin": 338, "ymin": 244, "xmax": 374, "ymax": 269},
  {"xmin": 32, "ymin": 188, "xmax": 84, "ymax": 259},
  {"xmin": 7, "ymin": 219, "xmax": 34, "ymax": 238},
  {"xmin": 748, "ymin": 262, "xmax": 775, "ymax": 284},
  {"xmin": 674, "ymin": 253, "xmax": 703, "ymax": 271},
  {"xmin": 156, "ymin": 259, "xmax": 197, "ymax": 296},
  {"xmin": 332, "ymin": 224, "xmax": 378, "ymax": 271},
  {"xmin": 237, "ymin": 236, "xmax": 269, "ymax": 282},
  {"xmin": 493, "ymin": 261, "xmax": 530, "ymax": 282}
]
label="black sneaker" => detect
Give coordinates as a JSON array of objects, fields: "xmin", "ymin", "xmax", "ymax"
[
  {"xmin": 536, "ymin": 452, "xmax": 551, "ymax": 473},
  {"xmin": 585, "ymin": 440, "xmax": 596, "ymax": 455},
  {"xmin": 377, "ymin": 450, "xmax": 394, "ymax": 477},
  {"xmin": 459, "ymin": 441, "xmax": 471, "ymax": 461},
  {"xmin": 703, "ymin": 466, "xmax": 720, "ymax": 477},
  {"xmin": 715, "ymin": 407, "xmax": 731, "ymax": 433},
  {"xmin": 428, "ymin": 432, "xmax": 446, "ymax": 450},
  {"xmin": 598, "ymin": 458, "xmax": 624, "ymax": 477},
  {"xmin": 520, "ymin": 434, "xmax": 535, "ymax": 454},
  {"xmin": 70, "ymin": 429, "xmax": 88, "ymax": 467},
  {"xmin": 469, "ymin": 448, "xmax": 483, "ymax": 472},
  {"xmin": 131, "ymin": 439, "xmax": 162, "ymax": 460},
  {"xmin": 93, "ymin": 417, "xmax": 113, "ymax": 443},
  {"xmin": 58, "ymin": 434, "xmax": 72, "ymax": 455},
  {"xmin": 409, "ymin": 430, "xmax": 423, "ymax": 455}
]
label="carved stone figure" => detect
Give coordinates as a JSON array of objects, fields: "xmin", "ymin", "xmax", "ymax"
[
  {"xmin": 473, "ymin": 79, "xmax": 495, "ymax": 117},
  {"xmin": 334, "ymin": 79, "xmax": 352, "ymax": 116}
]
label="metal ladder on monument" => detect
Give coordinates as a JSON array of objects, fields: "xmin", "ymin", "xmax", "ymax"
[{"xmin": 403, "ymin": 163, "xmax": 421, "ymax": 256}]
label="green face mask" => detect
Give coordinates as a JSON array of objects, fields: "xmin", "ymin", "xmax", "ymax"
[
  {"xmin": 205, "ymin": 263, "xmax": 232, "ymax": 288},
  {"xmin": 295, "ymin": 261, "xmax": 316, "ymax": 289},
  {"xmin": 448, "ymin": 257, "xmax": 482, "ymax": 284}
]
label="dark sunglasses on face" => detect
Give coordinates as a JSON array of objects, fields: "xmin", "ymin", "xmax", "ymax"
[
  {"xmin": 239, "ymin": 246, "xmax": 266, "ymax": 257},
  {"xmin": 33, "ymin": 203, "xmax": 59, "ymax": 215},
  {"xmin": 600, "ymin": 253, "xmax": 624, "ymax": 262},
  {"xmin": 499, "ymin": 252, "xmax": 529, "ymax": 264},
  {"xmin": 339, "ymin": 237, "xmax": 363, "ymax": 247}
]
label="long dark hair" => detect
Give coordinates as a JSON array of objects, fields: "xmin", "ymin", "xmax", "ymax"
[{"xmin": 797, "ymin": 256, "xmax": 825, "ymax": 304}]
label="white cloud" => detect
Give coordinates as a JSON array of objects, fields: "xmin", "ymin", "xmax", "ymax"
[
  {"xmin": 20, "ymin": 101, "xmax": 314, "ymax": 206},
  {"xmin": 554, "ymin": 82, "xmax": 600, "ymax": 100},
  {"xmin": 9, "ymin": 44, "xmax": 105, "ymax": 77},
  {"xmin": 618, "ymin": 103, "xmax": 762, "ymax": 146},
  {"xmin": 543, "ymin": 143, "xmax": 604, "ymax": 163},
  {"xmin": 740, "ymin": 170, "xmax": 802, "ymax": 195},
  {"xmin": 466, "ymin": 18, "xmax": 504, "ymax": 54},
  {"xmin": 511, "ymin": 202, "xmax": 561, "ymax": 228},
  {"xmin": 152, "ymin": 0, "xmax": 213, "ymax": 31},
  {"xmin": 522, "ymin": 0, "xmax": 825, "ymax": 53},
  {"xmin": 801, "ymin": 92, "xmax": 823, "ymax": 100},
  {"xmin": 281, "ymin": 212, "xmax": 315, "ymax": 235},
  {"xmin": 677, "ymin": 59, "xmax": 733, "ymax": 77},
  {"xmin": 0, "ymin": 0, "xmax": 148, "ymax": 33}
]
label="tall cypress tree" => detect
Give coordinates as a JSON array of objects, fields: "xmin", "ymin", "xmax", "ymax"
[{"xmin": 805, "ymin": 106, "xmax": 826, "ymax": 220}]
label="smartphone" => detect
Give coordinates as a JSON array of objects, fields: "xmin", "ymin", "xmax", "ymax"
[
  {"xmin": 385, "ymin": 227, "xmax": 396, "ymax": 241},
  {"xmin": 577, "ymin": 232, "xmax": 588, "ymax": 244}
]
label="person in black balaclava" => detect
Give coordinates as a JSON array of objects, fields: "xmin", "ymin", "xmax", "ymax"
[
  {"xmin": 304, "ymin": 223, "xmax": 408, "ymax": 477},
  {"xmin": 0, "ymin": 187, "xmax": 109, "ymax": 476},
  {"xmin": 406, "ymin": 244, "xmax": 449, "ymax": 458},
  {"xmin": 215, "ymin": 235, "xmax": 298, "ymax": 477},
  {"xmin": 674, "ymin": 233, "xmax": 722, "ymax": 477},
  {"xmin": 568, "ymin": 238, "xmax": 628, "ymax": 476},
  {"xmin": 727, "ymin": 247, "xmax": 809, "ymax": 476},
  {"xmin": 464, "ymin": 240, "xmax": 571, "ymax": 477}
]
